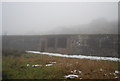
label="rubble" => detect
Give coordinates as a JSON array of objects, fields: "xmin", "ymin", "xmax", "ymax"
[{"xmin": 70, "ymin": 70, "xmax": 82, "ymax": 74}]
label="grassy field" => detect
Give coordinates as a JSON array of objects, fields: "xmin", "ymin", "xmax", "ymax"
[{"xmin": 2, "ymin": 51, "xmax": 120, "ymax": 79}]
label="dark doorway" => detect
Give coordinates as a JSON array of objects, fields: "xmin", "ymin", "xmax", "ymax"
[
  {"xmin": 47, "ymin": 38, "xmax": 55, "ymax": 48},
  {"xmin": 41, "ymin": 41, "xmax": 45, "ymax": 52},
  {"xmin": 57, "ymin": 37, "xmax": 67, "ymax": 48}
]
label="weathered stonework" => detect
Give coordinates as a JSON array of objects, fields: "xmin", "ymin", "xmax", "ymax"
[
  {"xmin": 71, "ymin": 35, "xmax": 118, "ymax": 57},
  {"xmin": 2, "ymin": 34, "xmax": 118, "ymax": 57}
]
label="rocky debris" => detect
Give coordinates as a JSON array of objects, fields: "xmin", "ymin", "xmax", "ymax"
[
  {"xmin": 70, "ymin": 70, "xmax": 82, "ymax": 74},
  {"xmin": 103, "ymin": 71, "xmax": 119, "ymax": 78},
  {"xmin": 104, "ymin": 73, "xmax": 108, "ymax": 76}
]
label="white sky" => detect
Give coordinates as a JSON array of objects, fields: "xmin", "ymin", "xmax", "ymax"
[
  {"xmin": 1, "ymin": 2, "xmax": 118, "ymax": 35},
  {"xmin": 1, "ymin": 0, "xmax": 119, "ymax": 2}
]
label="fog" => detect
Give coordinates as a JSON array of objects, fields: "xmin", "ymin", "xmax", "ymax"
[{"xmin": 2, "ymin": 2, "xmax": 118, "ymax": 35}]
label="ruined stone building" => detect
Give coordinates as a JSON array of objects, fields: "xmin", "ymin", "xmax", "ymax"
[{"xmin": 2, "ymin": 34, "xmax": 118, "ymax": 57}]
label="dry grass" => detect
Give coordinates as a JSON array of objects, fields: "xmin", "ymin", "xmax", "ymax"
[{"xmin": 2, "ymin": 53, "xmax": 120, "ymax": 79}]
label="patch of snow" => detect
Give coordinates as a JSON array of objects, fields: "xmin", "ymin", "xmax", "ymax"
[
  {"xmin": 78, "ymin": 71, "xmax": 82, "ymax": 74},
  {"xmin": 70, "ymin": 71, "xmax": 74, "ymax": 73},
  {"xmin": 26, "ymin": 51, "xmax": 41, "ymax": 54},
  {"xmin": 50, "ymin": 62, "xmax": 56, "ymax": 64},
  {"xmin": 115, "ymin": 76, "xmax": 118, "ymax": 78},
  {"xmin": 109, "ymin": 73, "xmax": 112, "ymax": 75},
  {"xmin": 113, "ymin": 73, "xmax": 117, "ymax": 76},
  {"xmin": 79, "ymin": 78, "xmax": 82, "ymax": 79},
  {"xmin": 64, "ymin": 74, "xmax": 79, "ymax": 79},
  {"xmin": 100, "ymin": 68, "xmax": 103, "ymax": 72},
  {"xmin": 115, "ymin": 70, "xmax": 119, "ymax": 74},
  {"xmin": 32, "ymin": 65, "xmax": 42, "ymax": 67},
  {"xmin": 73, "ymin": 70, "xmax": 77, "ymax": 73},
  {"xmin": 70, "ymin": 70, "xmax": 82, "ymax": 74},
  {"xmin": 45, "ymin": 64, "xmax": 53, "ymax": 66},
  {"xmin": 75, "ymin": 62, "xmax": 79, "ymax": 64},
  {"xmin": 27, "ymin": 64, "xmax": 30, "ymax": 66},
  {"xmin": 26, "ymin": 51, "xmax": 120, "ymax": 62},
  {"xmin": 104, "ymin": 74, "xmax": 108, "ymax": 76}
]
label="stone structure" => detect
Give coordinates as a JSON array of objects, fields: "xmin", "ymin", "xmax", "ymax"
[
  {"xmin": 39, "ymin": 35, "xmax": 72, "ymax": 54},
  {"xmin": 2, "ymin": 34, "xmax": 118, "ymax": 57}
]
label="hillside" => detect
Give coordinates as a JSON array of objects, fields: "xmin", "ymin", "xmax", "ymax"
[{"xmin": 2, "ymin": 50, "xmax": 120, "ymax": 79}]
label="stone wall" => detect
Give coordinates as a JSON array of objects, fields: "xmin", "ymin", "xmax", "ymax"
[
  {"xmin": 39, "ymin": 35, "xmax": 72, "ymax": 54},
  {"xmin": 71, "ymin": 35, "xmax": 118, "ymax": 57},
  {"xmin": 2, "ymin": 34, "xmax": 118, "ymax": 57}
]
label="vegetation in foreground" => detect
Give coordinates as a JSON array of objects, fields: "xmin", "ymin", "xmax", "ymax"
[{"xmin": 2, "ymin": 49, "xmax": 120, "ymax": 79}]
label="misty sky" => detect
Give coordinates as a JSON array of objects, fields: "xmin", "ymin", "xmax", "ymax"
[{"xmin": 2, "ymin": 2, "xmax": 118, "ymax": 35}]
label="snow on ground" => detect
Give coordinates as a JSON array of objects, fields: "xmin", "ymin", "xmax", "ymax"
[
  {"xmin": 70, "ymin": 70, "xmax": 82, "ymax": 74},
  {"xmin": 115, "ymin": 70, "xmax": 119, "ymax": 74},
  {"xmin": 45, "ymin": 64, "xmax": 53, "ymax": 66},
  {"xmin": 64, "ymin": 74, "xmax": 79, "ymax": 79},
  {"xmin": 26, "ymin": 51, "xmax": 120, "ymax": 62},
  {"xmin": 50, "ymin": 62, "xmax": 56, "ymax": 64},
  {"xmin": 32, "ymin": 65, "xmax": 42, "ymax": 67}
]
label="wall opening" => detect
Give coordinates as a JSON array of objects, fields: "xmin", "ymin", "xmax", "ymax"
[
  {"xmin": 47, "ymin": 38, "xmax": 55, "ymax": 48},
  {"xmin": 57, "ymin": 37, "xmax": 67, "ymax": 48},
  {"xmin": 41, "ymin": 41, "xmax": 45, "ymax": 52}
]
